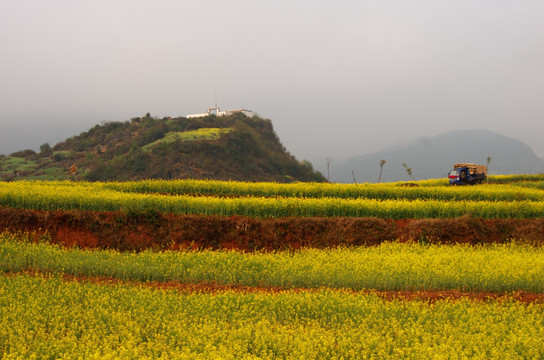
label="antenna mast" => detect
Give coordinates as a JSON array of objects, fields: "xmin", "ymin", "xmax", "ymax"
[{"xmin": 207, "ymin": 88, "xmax": 220, "ymax": 117}]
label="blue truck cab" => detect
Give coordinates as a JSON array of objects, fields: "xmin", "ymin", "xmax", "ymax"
[{"xmin": 448, "ymin": 163, "xmax": 487, "ymax": 185}]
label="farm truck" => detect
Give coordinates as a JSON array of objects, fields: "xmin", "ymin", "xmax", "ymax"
[{"xmin": 448, "ymin": 163, "xmax": 487, "ymax": 185}]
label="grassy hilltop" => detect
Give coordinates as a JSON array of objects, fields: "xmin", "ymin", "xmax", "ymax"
[{"xmin": 0, "ymin": 113, "xmax": 325, "ymax": 182}]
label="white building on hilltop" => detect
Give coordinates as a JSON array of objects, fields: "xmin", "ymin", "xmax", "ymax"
[{"xmin": 187, "ymin": 107, "xmax": 255, "ymax": 119}]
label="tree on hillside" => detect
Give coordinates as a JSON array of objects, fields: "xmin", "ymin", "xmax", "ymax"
[{"xmin": 39, "ymin": 143, "xmax": 53, "ymax": 157}]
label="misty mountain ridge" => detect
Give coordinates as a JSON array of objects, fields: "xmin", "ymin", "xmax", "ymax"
[{"xmin": 326, "ymin": 129, "xmax": 544, "ymax": 183}]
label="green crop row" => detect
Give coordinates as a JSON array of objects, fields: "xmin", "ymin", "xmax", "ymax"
[
  {"xmin": 13, "ymin": 176, "xmax": 543, "ymax": 202},
  {"xmin": 6, "ymin": 177, "xmax": 544, "ymax": 203},
  {"xmin": 2, "ymin": 180, "xmax": 544, "ymax": 219},
  {"xmin": 3, "ymin": 232, "xmax": 544, "ymax": 293},
  {"xmin": 101, "ymin": 178, "xmax": 544, "ymax": 202},
  {"xmin": 488, "ymin": 173, "xmax": 544, "ymax": 183}
]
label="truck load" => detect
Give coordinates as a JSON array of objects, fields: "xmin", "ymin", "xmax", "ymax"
[{"xmin": 448, "ymin": 163, "xmax": 487, "ymax": 185}]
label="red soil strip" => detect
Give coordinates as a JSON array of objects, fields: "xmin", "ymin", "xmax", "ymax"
[
  {"xmin": 2, "ymin": 207, "xmax": 544, "ymax": 252},
  {"xmin": 5, "ymin": 270, "xmax": 544, "ymax": 304},
  {"xmin": 375, "ymin": 289, "xmax": 544, "ymax": 304}
]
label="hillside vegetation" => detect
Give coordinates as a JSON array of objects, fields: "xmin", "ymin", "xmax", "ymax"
[{"xmin": 0, "ymin": 113, "xmax": 324, "ymax": 183}]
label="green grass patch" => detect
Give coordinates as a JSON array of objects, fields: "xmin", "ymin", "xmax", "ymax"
[
  {"xmin": 142, "ymin": 128, "xmax": 233, "ymax": 151},
  {"xmin": 52, "ymin": 151, "xmax": 71, "ymax": 156},
  {"xmin": 0, "ymin": 156, "xmax": 38, "ymax": 175},
  {"xmin": 24, "ymin": 167, "xmax": 68, "ymax": 181},
  {"xmin": 39, "ymin": 166, "xmax": 66, "ymax": 175}
]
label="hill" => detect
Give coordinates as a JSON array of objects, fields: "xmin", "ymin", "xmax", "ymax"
[
  {"xmin": 328, "ymin": 129, "xmax": 544, "ymax": 183},
  {"xmin": 0, "ymin": 113, "xmax": 325, "ymax": 182}
]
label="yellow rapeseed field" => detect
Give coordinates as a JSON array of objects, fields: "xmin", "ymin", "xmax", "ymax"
[
  {"xmin": 2, "ymin": 274, "xmax": 544, "ymax": 359},
  {"xmin": 2, "ymin": 176, "xmax": 544, "ymax": 358},
  {"xmin": 1, "ymin": 179, "xmax": 544, "ymax": 218}
]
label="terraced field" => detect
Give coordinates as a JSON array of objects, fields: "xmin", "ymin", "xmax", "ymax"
[{"xmin": 2, "ymin": 175, "xmax": 544, "ymax": 358}]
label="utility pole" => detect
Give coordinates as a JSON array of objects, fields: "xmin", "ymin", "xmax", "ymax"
[{"xmin": 378, "ymin": 160, "xmax": 386, "ymax": 183}]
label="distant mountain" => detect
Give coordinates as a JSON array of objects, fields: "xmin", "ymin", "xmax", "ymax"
[
  {"xmin": 0, "ymin": 113, "xmax": 325, "ymax": 182},
  {"xmin": 329, "ymin": 130, "xmax": 544, "ymax": 183}
]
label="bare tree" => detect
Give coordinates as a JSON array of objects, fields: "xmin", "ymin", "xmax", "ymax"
[
  {"xmin": 486, "ymin": 156, "xmax": 491, "ymax": 184},
  {"xmin": 402, "ymin": 162, "xmax": 416, "ymax": 181},
  {"xmin": 378, "ymin": 160, "xmax": 386, "ymax": 183},
  {"xmin": 352, "ymin": 169, "xmax": 358, "ymax": 185},
  {"xmin": 326, "ymin": 158, "xmax": 331, "ymax": 182}
]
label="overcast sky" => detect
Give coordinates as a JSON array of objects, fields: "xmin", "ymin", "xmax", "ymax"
[{"xmin": 1, "ymin": 0, "xmax": 543, "ymax": 164}]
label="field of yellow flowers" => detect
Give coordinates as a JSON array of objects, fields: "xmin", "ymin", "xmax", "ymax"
[
  {"xmin": 3, "ymin": 231, "xmax": 544, "ymax": 359},
  {"xmin": 2, "ymin": 176, "xmax": 544, "ymax": 358},
  {"xmin": 3, "ymin": 233, "xmax": 544, "ymax": 293},
  {"xmin": 3, "ymin": 273, "xmax": 544, "ymax": 359},
  {"xmin": 2, "ymin": 176, "xmax": 544, "ymax": 218}
]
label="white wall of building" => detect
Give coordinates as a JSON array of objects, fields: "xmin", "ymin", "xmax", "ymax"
[{"xmin": 186, "ymin": 108, "xmax": 254, "ymax": 119}]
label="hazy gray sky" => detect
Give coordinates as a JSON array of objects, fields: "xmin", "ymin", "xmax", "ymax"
[{"xmin": 1, "ymin": 0, "xmax": 543, "ymax": 163}]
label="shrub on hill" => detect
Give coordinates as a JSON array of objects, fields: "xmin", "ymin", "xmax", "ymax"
[{"xmin": 9, "ymin": 149, "xmax": 37, "ymax": 159}]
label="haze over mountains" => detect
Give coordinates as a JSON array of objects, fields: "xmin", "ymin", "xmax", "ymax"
[{"xmin": 317, "ymin": 129, "xmax": 544, "ymax": 183}]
